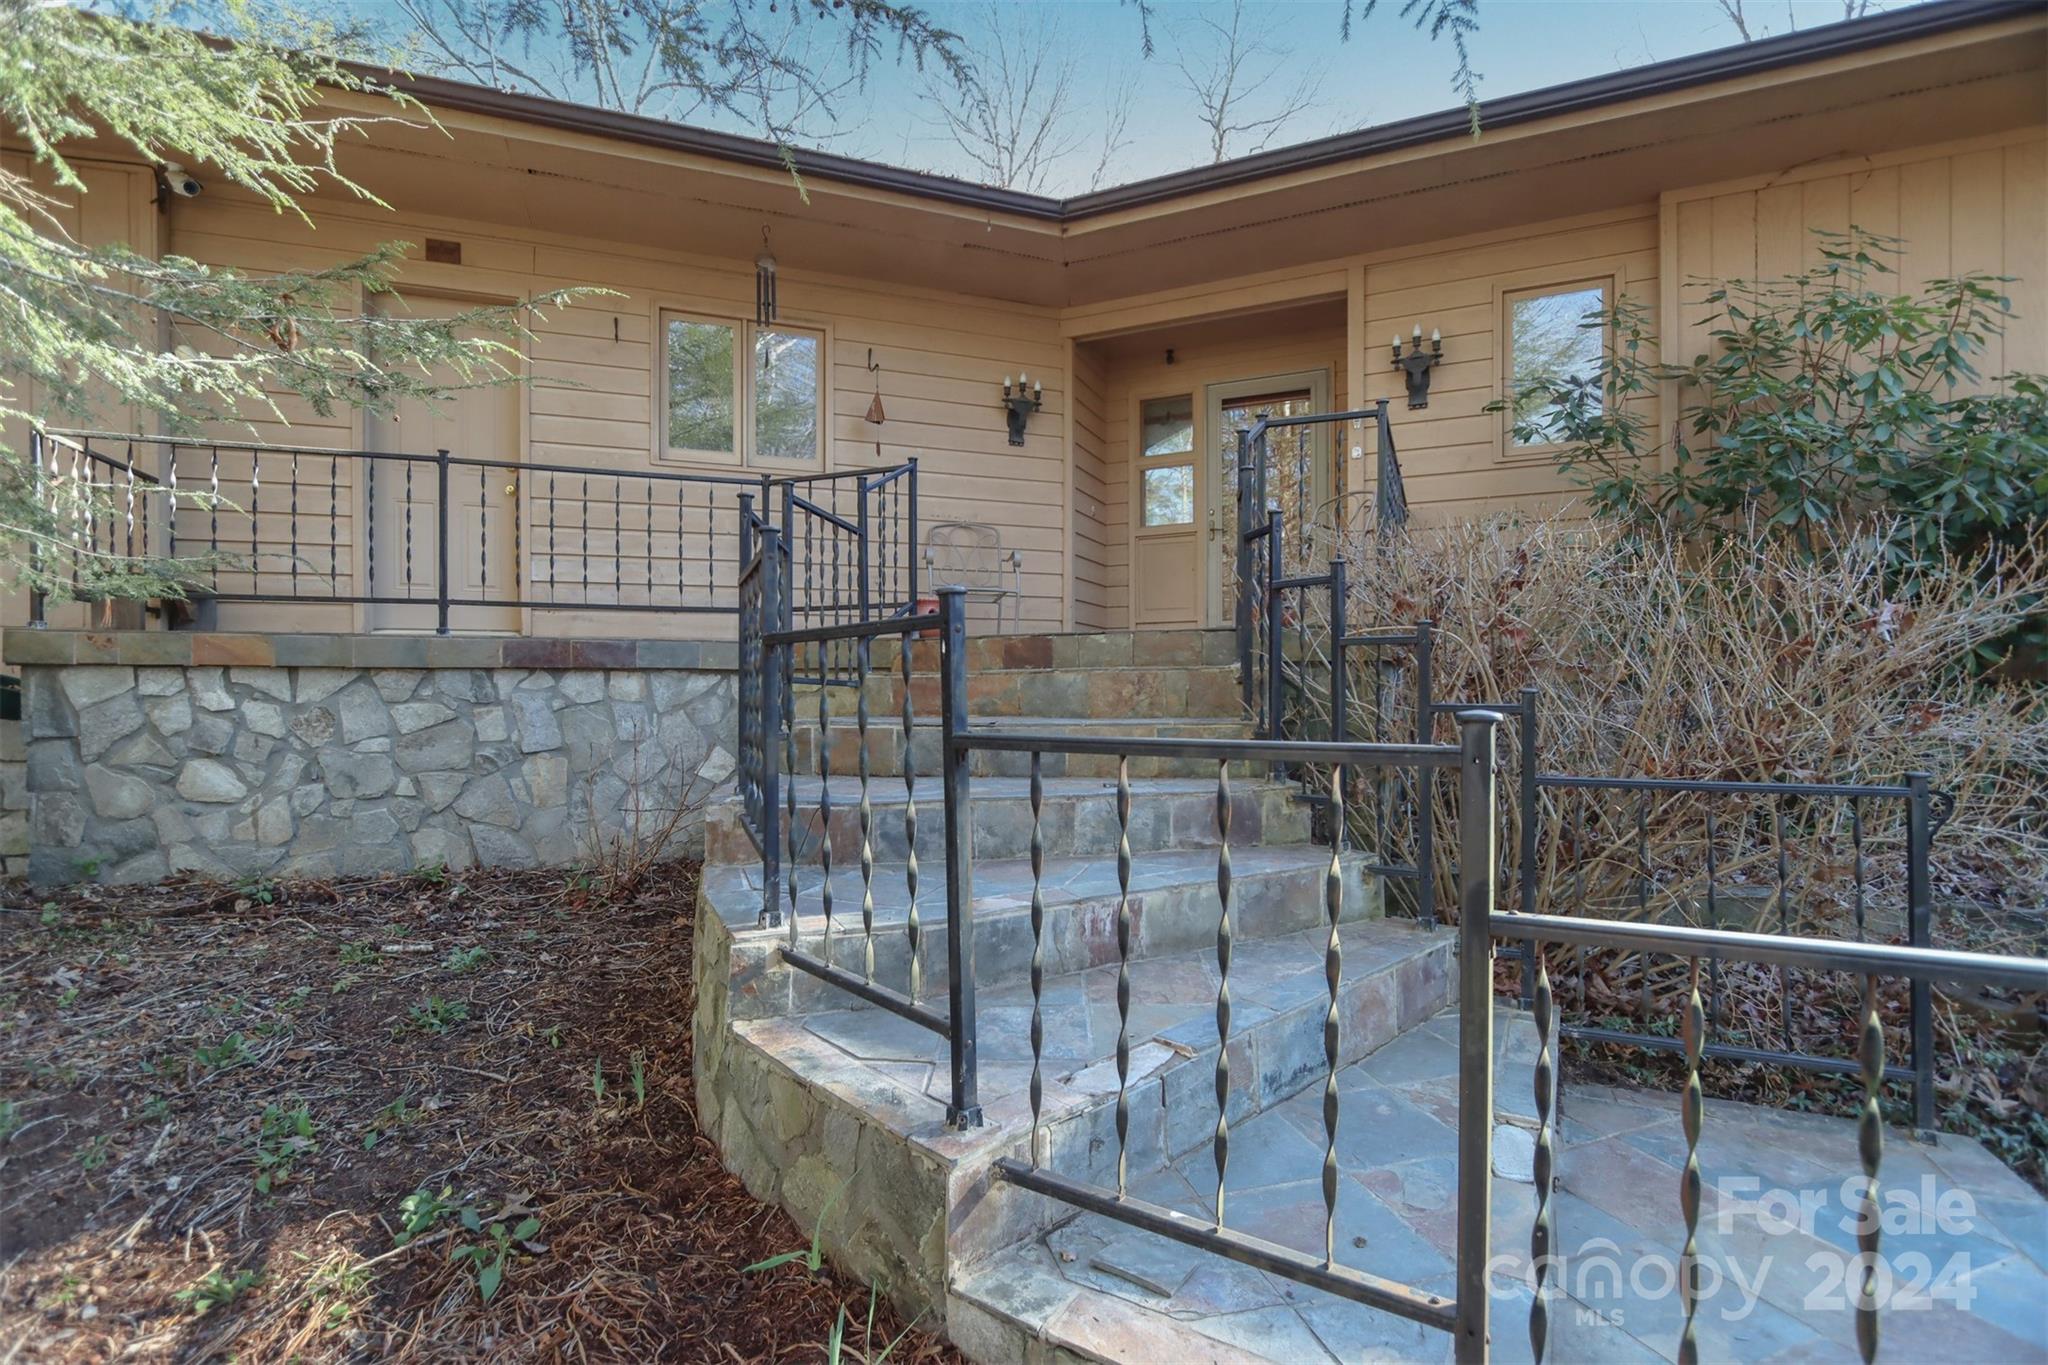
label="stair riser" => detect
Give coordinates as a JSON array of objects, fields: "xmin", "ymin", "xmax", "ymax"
[
  {"xmin": 870, "ymin": 629, "xmax": 1238, "ymax": 674},
  {"xmin": 700, "ymin": 921, "xmax": 1454, "ymax": 1328},
  {"xmin": 720, "ymin": 859, "xmax": 1379, "ymax": 1022},
  {"xmin": 825, "ymin": 666, "xmax": 1242, "ymax": 720},
  {"xmin": 705, "ymin": 785, "xmax": 1311, "ymax": 867},
  {"xmin": 791, "ymin": 725, "xmax": 1260, "ymax": 780}
]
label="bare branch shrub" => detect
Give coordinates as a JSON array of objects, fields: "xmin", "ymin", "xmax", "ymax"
[{"xmin": 1323, "ymin": 512, "xmax": 2046, "ymax": 939}]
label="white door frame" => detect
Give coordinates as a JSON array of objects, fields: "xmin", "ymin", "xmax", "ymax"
[{"xmin": 1201, "ymin": 368, "xmax": 1331, "ymax": 628}]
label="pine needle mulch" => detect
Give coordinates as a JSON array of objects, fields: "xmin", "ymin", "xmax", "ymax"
[{"xmin": 0, "ymin": 861, "xmax": 961, "ymax": 1363}]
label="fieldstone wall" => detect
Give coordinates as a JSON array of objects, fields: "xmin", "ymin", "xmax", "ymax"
[{"xmin": 15, "ymin": 638, "xmax": 736, "ymax": 884}]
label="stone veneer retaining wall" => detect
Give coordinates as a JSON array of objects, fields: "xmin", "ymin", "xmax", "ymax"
[{"xmin": 6, "ymin": 632, "xmax": 736, "ymax": 885}]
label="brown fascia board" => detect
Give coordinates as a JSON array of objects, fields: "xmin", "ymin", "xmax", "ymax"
[{"xmin": 385, "ymin": 0, "xmax": 2042, "ymax": 225}]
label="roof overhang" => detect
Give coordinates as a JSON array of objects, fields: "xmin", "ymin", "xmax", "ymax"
[{"xmin": 322, "ymin": 0, "xmax": 2043, "ymax": 307}]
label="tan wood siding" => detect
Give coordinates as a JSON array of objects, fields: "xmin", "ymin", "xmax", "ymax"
[
  {"xmin": 152, "ymin": 190, "xmax": 1068, "ymax": 636},
  {"xmin": 1069, "ymin": 342, "xmax": 1113, "ymax": 631},
  {"xmin": 1359, "ymin": 209, "xmax": 1661, "ymax": 523},
  {"xmin": 1665, "ymin": 131, "xmax": 2047, "ymax": 391}
]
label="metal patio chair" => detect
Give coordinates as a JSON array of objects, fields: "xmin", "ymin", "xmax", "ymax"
[{"xmin": 923, "ymin": 521, "xmax": 1023, "ymax": 632}]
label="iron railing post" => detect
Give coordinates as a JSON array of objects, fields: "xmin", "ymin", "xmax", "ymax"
[
  {"xmin": 1235, "ymin": 428, "xmax": 1254, "ymax": 712},
  {"xmin": 938, "ymin": 585, "xmax": 982, "ymax": 1128},
  {"xmin": 1454, "ymin": 709, "xmax": 1501, "ymax": 1365},
  {"xmin": 1519, "ymin": 685, "xmax": 1541, "ymax": 1008},
  {"xmin": 758, "ymin": 525, "xmax": 783, "ymax": 928},
  {"xmin": 1907, "ymin": 771, "xmax": 1936, "ymax": 1136},
  {"xmin": 1328, "ymin": 559, "xmax": 1348, "ymax": 749},
  {"xmin": 27, "ymin": 429, "xmax": 46, "ymax": 628},
  {"xmin": 739, "ymin": 492, "xmax": 756, "ymax": 575},
  {"xmin": 1265, "ymin": 512, "xmax": 1284, "ymax": 740},
  {"xmin": 906, "ymin": 457, "xmax": 920, "ymax": 612},
  {"xmin": 1415, "ymin": 619, "xmax": 1436, "ymax": 928},
  {"xmin": 856, "ymin": 475, "xmax": 873, "ymax": 624},
  {"xmin": 434, "ymin": 448, "xmax": 451, "ymax": 635}
]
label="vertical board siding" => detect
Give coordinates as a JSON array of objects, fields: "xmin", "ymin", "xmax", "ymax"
[
  {"xmin": 1669, "ymin": 133, "xmax": 2047, "ymax": 390},
  {"xmin": 1070, "ymin": 342, "xmax": 1113, "ymax": 631}
]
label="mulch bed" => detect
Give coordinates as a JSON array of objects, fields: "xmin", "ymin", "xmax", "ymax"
[{"xmin": 0, "ymin": 862, "xmax": 961, "ymax": 1363}]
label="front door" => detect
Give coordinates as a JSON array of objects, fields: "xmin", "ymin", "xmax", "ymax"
[
  {"xmin": 366, "ymin": 294, "xmax": 522, "ymax": 633},
  {"xmin": 1202, "ymin": 370, "xmax": 1330, "ymax": 629}
]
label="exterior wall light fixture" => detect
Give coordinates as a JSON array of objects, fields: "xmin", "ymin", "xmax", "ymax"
[
  {"xmin": 1391, "ymin": 323, "xmax": 1443, "ymax": 409},
  {"xmin": 1001, "ymin": 372, "xmax": 1043, "ymax": 446}
]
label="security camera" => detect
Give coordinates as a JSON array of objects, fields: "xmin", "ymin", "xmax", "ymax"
[{"xmin": 162, "ymin": 163, "xmax": 201, "ymax": 199}]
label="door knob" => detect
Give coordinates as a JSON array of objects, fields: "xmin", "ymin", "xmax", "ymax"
[{"xmin": 503, "ymin": 481, "xmax": 517, "ymax": 496}]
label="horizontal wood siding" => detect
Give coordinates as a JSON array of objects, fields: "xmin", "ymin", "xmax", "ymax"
[
  {"xmin": 156, "ymin": 190, "xmax": 1067, "ymax": 636},
  {"xmin": 1359, "ymin": 209, "xmax": 1660, "ymax": 523}
]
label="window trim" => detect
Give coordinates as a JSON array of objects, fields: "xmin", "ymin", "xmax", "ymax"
[
  {"xmin": 1495, "ymin": 273, "xmax": 1616, "ymax": 463},
  {"xmin": 654, "ymin": 307, "xmax": 831, "ymax": 471}
]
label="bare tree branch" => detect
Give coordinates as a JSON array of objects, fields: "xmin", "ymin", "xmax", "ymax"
[{"xmin": 1170, "ymin": 0, "xmax": 1320, "ymax": 164}]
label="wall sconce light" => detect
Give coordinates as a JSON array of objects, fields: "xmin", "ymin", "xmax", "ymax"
[
  {"xmin": 1391, "ymin": 323, "xmax": 1443, "ymax": 409},
  {"xmin": 1001, "ymin": 372, "xmax": 1043, "ymax": 446}
]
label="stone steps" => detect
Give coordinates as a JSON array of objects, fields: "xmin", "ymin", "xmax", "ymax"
[
  {"xmin": 869, "ymin": 628, "xmax": 1238, "ymax": 675},
  {"xmin": 693, "ymin": 907, "xmax": 1454, "ymax": 1333},
  {"xmin": 700, "ymin": 846, "xmax": 1377, "ymax": 1022},
  {"xmin": 820, "ymin": 663, "xmax": 1243, "ymax": 721},
  {"xmin": 789, "ymin": 714, "xmax": 1260, "ymax": 780},
  {"xmin": 704, "ymin": 774, "xmax": 1311, "ymax": 867}
]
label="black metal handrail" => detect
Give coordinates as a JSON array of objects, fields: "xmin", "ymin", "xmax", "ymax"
[
  {"xmin": 975, "ymin": 703, "xmax": 1499, "ymax": 1352},
  {"xmin": 1495, "ymin": 907, "xmax": 2047, "ymax": 1365},
  {"xmin": 30, "ymin": 429, "xmax": 916, "ymax": 638}
]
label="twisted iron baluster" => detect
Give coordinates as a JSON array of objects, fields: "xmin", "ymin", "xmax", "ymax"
[
  {"xmin": 123, "ymin": 445, "xmax": 136, "ymax": 559},
  {"xmin": 1776, "ymin": 799, "xmax": 1792, "ymax": 1053},
  {"xmin": 643, "ymin": 478, "xmax": 653, "ymax": 600},
  {"xmin": 167, "ymin": 445, "xmax": 179, "ymax": 562},
  {"xmin": 289, "ymin": 451, "xmax": 299, "ymax": 595},
  {"xmin": 613, "ymin": 474, "xmax": 623, "ymax": 601},
  {"xmin": 328, "ymin": 455, "xmax": 337, "ymax": 592},
  {"xmin": 1636, "ymin": 794, "xmax": 1650, "ymax": 1023},
  {"xmin": 581, "ymin": 474, "xmax": 590, "ymax": 601},
  {"xmin": 1530, "ymin": 945, "xmax": 1556, "ymax": 1364},
  {"xmin": 1854, "ymin": 974, "xmax": 1884, "ymax": 1365},
  {"xmin": 901, "ymin": 635, "xmax": 922, "ymax": 1003},
  {"xmin": 403, "ymin": 459, "xmax": 414, "ymax": 594},
  {"xmin": 785, "ymin": 638, "xmax": 800, "ymax": 948},
  {"xmin": 858, "ymin": 637, "xmax": 876, "ymax": 985},
  {"xmin": 249, "ymin": 447, "xmax": 260, "ymax": 592},
  {"xmin": 547, "ymin": 474, "xmax": 557, "ymax": 602},
  {"xmin": 818, "ymin": 639, "xmax": 836, "ymax": 954},
  {"xmin": 210, "ymin": 445, "xmax": 220, "ymax": 568},
  {"xmin": 1114, "ymin": 753, "xmax": 1133, "ymax": 1199},
  {"xmin": 1851, "ymin": 798, "xmax": 1867, "ymax": 941},
  {"xmin": 1679, "ymin": 956, "xmax": 1705, "ymax": 1365},
  {"xmin": 1321, "ymin": 760, "xmax": 1345, "ymax": 1267},
  {"xmin": 477, "ymin": 465, "xmax": 488, "ymax": 594},
  {"xmin": 1028, "ymin": 750, "xmax": 1046, "ymax": 1167},
  {"xmin": 703, "ymin": 490, "xmax": 713, "ymax": 600},
  {"xmin": 1706, "ymin": 806, "xmax": 1722, "ymax": 1038},
  {"xmin": 1214, "ymin": 758, "xmax": 1234, "ymax": 1227}
]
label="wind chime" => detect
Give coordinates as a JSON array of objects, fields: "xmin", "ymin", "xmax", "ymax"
[{"xmin": 755, "ymin": 227, "xmax": 778, "ymax": 326}]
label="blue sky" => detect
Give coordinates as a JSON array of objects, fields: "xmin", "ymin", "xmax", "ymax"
[{"xmin": 347, "ymin": 0, "xmax": 1914, "ymax": 193}]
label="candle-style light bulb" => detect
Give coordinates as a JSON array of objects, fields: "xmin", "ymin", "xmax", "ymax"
[
  {"xmin": 1413, "ymin": 322, "xmax": 1423, "ymax": 341},
  {"xmin": 1430, "ymin": 327, "xmax": 1442, "ymax": 349},
  {"xmin": 1391, "ymin": 334, "xmax": 1402, "ymax": 356},
  {"xmin": 1004, "ymin": 375, "xmax": 1013, "ymax": 395}
]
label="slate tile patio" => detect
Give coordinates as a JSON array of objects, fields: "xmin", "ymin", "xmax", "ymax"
[{"xmin": 962, "ymin": 1009, "xmax": 2048, "ymax": 1363}]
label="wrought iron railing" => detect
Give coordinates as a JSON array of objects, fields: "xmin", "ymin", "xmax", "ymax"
[
  {"xmin": 27, "ymin": 430, "xmax": 917, "ymax": 638},
  {"xmin": 1496, "ymin": 909, "xmax": 2046, "ymax": 1365},
  {"xmin": 984, "ymin": 712, "xmax": 1498, "ymax": 1350},
  {"xmin": 730, "ymin": 578, "xmax": 2043, "ymax": 1363}
]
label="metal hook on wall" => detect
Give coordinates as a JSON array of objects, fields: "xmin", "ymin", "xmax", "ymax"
[{"xmin": 864, "ymin": 347, "xmax": 886, "ymax": 425}]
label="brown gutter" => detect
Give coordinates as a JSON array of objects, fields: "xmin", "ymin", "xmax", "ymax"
[{"xmin": 384, "ymin": 0, "xmax": 2042, "ymax": 224}]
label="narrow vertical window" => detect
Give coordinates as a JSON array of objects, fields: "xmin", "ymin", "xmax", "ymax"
[{"xmin": 1139, "ymin": 394, "xmax": 1195, "ymax": 526}]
